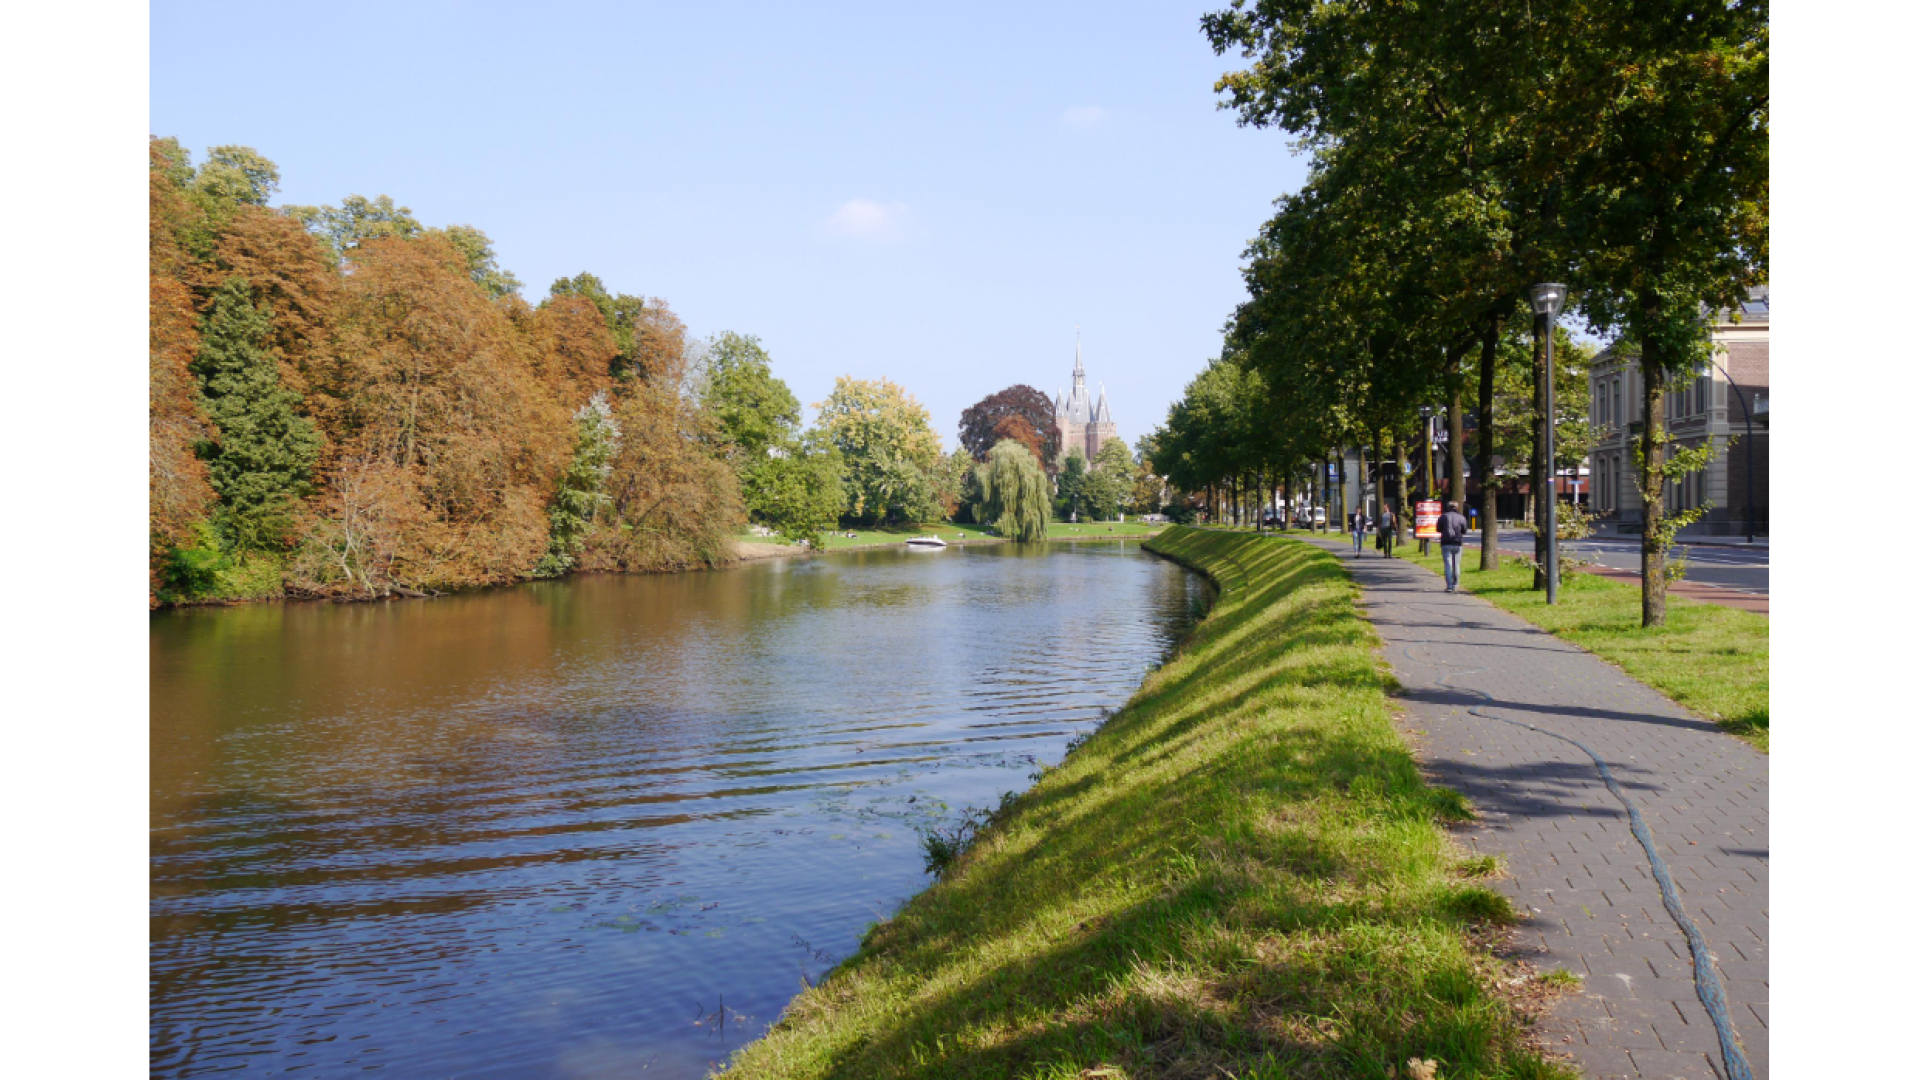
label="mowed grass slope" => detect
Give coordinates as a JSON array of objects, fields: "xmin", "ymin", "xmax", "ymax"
[
  {"xmin": 1396, "ymin": 547, "xmax": 1770, "ymax": 752},
  {"xmin": 719, "ymin": 528, "xmax": 1568, "ymax": 1080}
]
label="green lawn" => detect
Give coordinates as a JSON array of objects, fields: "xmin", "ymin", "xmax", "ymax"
[
  {"xmin": 717, "ymin": 527, "xmax": 1571, "ymax": 1080},
  {"xmin": 737, "ymin": 523, "xmax": 1000, "ymax": 551},
  {"xmin": 1046, "ymin": 520, "xmax": 1164, "ymax": 540},
  {"xmin": 1395, "ymin": 545, "xmax": 1769, "ymax": 752},
  {"xmin": 737, "ymin": 521, "xmax": 1163, "ymax": 553}
]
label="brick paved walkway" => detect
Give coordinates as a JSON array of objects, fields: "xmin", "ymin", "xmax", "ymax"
[{"xmin": 1303, "ymin": 537, "xmax": 1769, "ymax": 1080}]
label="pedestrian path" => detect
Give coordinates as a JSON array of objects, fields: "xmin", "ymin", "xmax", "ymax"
[{"xmin": 1301, "ymin": 536, "xmax": 1768, "ymax": 1080}]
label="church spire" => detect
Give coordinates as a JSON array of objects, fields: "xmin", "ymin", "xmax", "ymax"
[{"xmin": 1074, "ymin": 328, "xmax": 1083, "ymax": 377}]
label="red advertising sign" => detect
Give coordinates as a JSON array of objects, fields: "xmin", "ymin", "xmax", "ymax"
[{"xmin": 1414, "ymin": 500, "xmax": 1442, "ymax": 540}]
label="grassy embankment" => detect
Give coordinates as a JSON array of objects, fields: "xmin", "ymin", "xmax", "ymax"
[
  {"xmin": 1393, "ymin": 546, "xmax": 1770, "ymax": 752},
  {"xmin": 719, "ymin": 527, "xmax": 1570, "ymax": 1080},
  {"xmin": 737, "ymin": 520, "xmax": 1164, "ymax": 553}
]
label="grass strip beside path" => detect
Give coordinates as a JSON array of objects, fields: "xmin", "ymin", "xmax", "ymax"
[
  {"xmin": 1392, "ymin": 545, "xmax": 1769, "ymax": 752},
  {"xmin": 719, "ymin": 527, "xmax": 1570, "ymax": 1080}
]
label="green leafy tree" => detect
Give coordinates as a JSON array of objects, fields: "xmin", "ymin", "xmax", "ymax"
[
  {"xmin": 192, "ymin": 276, "xmax": 322, "ymax": 551},
  {"xmin": 536, "ymin": 391, "xmax": 623, "ymax": 577},
  {"xmin": 976, "ymin": 440, "xmax": 1049, "ymax": 542},
  {"xmin": 1083, "ymin": 438, "xmax": 1134, "ymax": 520},
  {"xmin": 285, "ymin": 195, "xmax": 422, "ymax": 264},
  {"xmin": 1129, "ymin": 431, "xmax": 1168, "ymax": 514},
  {"xmin": 933, "ymin": 448, "xmax": 978, "ymax": 521},
  {"xmin": 1054, "ymin": 448, "xmax": 1088, "ymax": 520},
  {"xmin": 697, "ymin": 331, "xmax": 842, "ymax": 542},
  {"xmin": 815, "ymin": 376, "xmax": 943, "ymax": 524},
  {"xmin": 151, "ymin": 139, "xmax": 288, "ymax": 259},
  {"xmin": 741, "ymin": 430, "xmax": 845, "ymax": 547},
  {"xmin": 192, "ymin": 145, "xmax": 280, "ymax": 208},
  {"xmin": 703, "ymin": 332, "xmax": 802, "ymax": 459},
  {"xmin": 433, "ymin": 224, "xmax": 522, "ymax": 298}
]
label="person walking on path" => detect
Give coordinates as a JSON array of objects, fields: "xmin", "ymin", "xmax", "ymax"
[
  {"xmin": 1375, "ymin": 508, "xmax": 1396, "ymax": 558},
  {"xmin": 1350, "ymin": 510, "xmax": 1368, "ymax": 553},
  {"xmin": 1437, "ymin": 500, "xmax": 1469, "ymax": 592}
]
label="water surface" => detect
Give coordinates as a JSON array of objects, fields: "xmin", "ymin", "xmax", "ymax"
[{"xmin": 150, "ymin": 541, "xmax": 1207, "ymax": 1077}]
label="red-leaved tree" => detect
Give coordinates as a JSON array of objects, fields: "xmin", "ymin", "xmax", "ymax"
[{"xmin": 958, "ymin": 385, "xmax": 1059, "ymax": 468}]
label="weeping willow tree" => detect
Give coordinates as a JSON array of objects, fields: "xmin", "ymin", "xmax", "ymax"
[{"xmin": 975, "ymin": 439, "xmax": 1049, "ymax": 542}]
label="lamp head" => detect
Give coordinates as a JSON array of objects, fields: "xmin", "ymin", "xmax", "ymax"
[{"xmin": 1530, "ymin": 282, "xmax": 1568, "ymax": 319}]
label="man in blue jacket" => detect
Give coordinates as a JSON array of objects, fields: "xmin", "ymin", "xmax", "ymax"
[{"xmin": 1437, "ymin": 501, "xmax": 1470, "ymax": 592}]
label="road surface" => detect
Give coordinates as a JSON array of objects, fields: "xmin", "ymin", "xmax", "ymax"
[{"xmin": 1463, "ymin": 529, "xmax": 1769, "ymax": 597}]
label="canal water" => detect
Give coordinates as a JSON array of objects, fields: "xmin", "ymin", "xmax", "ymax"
[{"xmin": 150, "ymin": 540, "xmax": 1208, "ymax": 1078}]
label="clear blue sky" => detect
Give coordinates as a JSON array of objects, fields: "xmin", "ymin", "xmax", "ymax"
[{"xmin": 151, "ymin": 1, "xmax": 1308, "ymax": 449}]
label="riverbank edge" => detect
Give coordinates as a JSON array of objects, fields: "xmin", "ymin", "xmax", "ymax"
[
  {"xmin": 714, "ymin": 527, "xmax": 1572, "ymax": 1079},
  {"xmin": 156, "ymin": 529, "xmax": 1171, "ymax": 609}
]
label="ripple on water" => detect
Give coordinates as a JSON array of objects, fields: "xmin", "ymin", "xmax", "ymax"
[{"xmin": 150, "ymin": 542, "xmax": 1209, "ymax": 1078}]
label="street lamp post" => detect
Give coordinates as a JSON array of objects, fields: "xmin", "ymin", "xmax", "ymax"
[
  {"xmin": 1418, "ymin": 405, "xmax": 1434, "ymax": 554},
  {"xmin": 1531, "ymin": 283, "xmax": 1568, "ymax": 604}
]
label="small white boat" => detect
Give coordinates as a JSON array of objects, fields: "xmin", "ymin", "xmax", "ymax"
[{"xmin": 904, "ymin": 536, "xmax": 948, "ymax": 549}]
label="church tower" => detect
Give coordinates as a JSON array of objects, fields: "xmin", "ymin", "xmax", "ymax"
[{"xmin": 1054, "ymin": 333, "xmax": 1117, "ymax": 465}]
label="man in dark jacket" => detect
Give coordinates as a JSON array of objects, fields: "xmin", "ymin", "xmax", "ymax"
[{"xmin": 1437, "ymin": 501, "xmax": 1470, "ymax": 592}]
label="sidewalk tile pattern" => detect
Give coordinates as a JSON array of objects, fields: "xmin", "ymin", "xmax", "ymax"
[{"xmin": 1303, "ymin": 537, "xmax": 1767, "ymax": 1080}]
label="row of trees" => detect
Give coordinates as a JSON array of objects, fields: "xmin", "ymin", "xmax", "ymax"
[
  {"xmin": 150, "ymin": 138, "xmax": 754, "ymax": 605},
  {"xmin": 148, "ymin": 138, "xmax": 978, "ymax": 605},
  {"xmin": 1140, "ymin": 1, "xmax": 1766, "ymax": 626}
]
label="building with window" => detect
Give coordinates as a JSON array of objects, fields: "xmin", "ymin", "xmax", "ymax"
[
  {"xmin": 1054, "ymin": 337, "xmax": 1119, "ymax": 464},
  {"xmin": 1586, "ymin": 287, "xmax": 1768, "ymax": 536}
]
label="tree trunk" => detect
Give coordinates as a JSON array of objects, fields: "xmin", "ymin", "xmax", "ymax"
[
  {"xmin": 1477, "ymin": 317, "xmax": 1501, "ymax": 569},
  {"xmin": 1321, "ymin": 453, "xmax": 1331, "ymax": 531},
  {"xmin": 1281, "ymin": 468, "xmax": 1292, "ymax": 531},
  {"xmin": 1531, "ymin": 310, "xmax": 1550, "ymax": 589},
  {"xmin": 1393, "ymin": 437, "xmax": 1411, "ymax": 545},
  {"xmin": 1337, "ymin": 449, "xmax": 1348, "ymax": 530},
  {"xmin": 1640, "ymin": 358, "xmax": 1670, "ymax": 627},
  {"xmin": 1447, "ymin": 344, "xmax": 1467, "ymax": 509},
  {"xmin": 1370, "ymin": 432, "xmax": 1384, "ymax": 525}
]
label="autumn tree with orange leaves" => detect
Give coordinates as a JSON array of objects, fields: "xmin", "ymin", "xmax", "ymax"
[{"xmin": 149, "ymin": 137, "xmax": 748, "ymax": 605}]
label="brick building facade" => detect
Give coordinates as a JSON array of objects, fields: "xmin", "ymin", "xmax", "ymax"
[{"xmin": 1587, "ymin": 288, "xmax": 1769, "ymax": 536}]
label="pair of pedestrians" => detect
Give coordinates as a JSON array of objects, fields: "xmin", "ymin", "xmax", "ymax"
[{"xmin": 1352, "ymin": 506, "xmax": 1468, "ymax": 584}]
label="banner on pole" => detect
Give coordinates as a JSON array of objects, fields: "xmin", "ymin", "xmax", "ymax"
[{"xmin": 1414, "ymin": 500, "xmax": 1441, "ymax": 539}]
